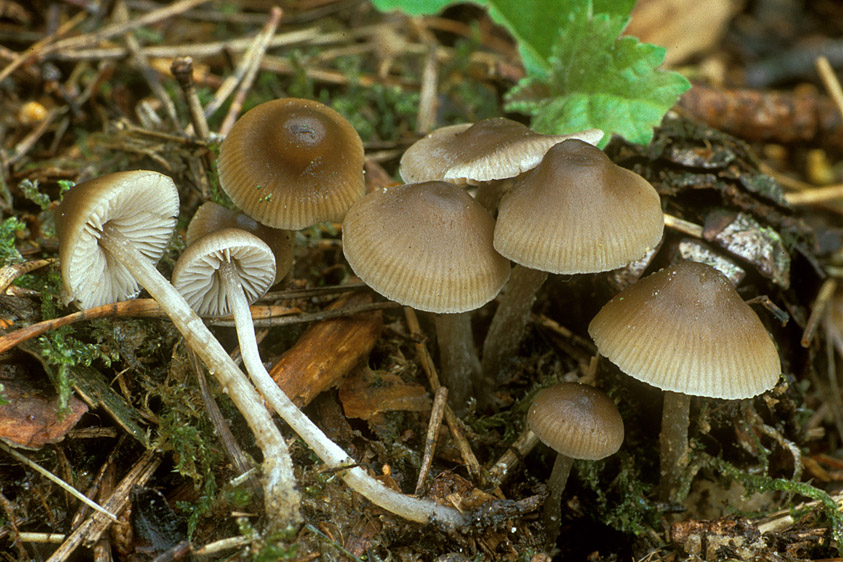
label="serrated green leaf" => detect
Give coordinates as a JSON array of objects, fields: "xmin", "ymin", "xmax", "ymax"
[
  {"xmin": 371, "ymin": 0, "xmax": 688, "ymax": 145},
  {"xmin": 504, "ymin": 9, "xmax": 690, "ymax": 145},
  {"xmin": 371, "ymin": 0, "xmax": 637, "ymax": 78}
]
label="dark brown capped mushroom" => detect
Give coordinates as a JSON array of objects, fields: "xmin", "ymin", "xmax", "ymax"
[{"xmin": 217, "ymin": 98, "xmax": 365, "ymax": 229}]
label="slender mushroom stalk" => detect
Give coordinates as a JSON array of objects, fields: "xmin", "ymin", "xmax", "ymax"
[
  {"xmin": 58, "ymin": 172, "xmax": 466, "ymax": 528},
  {"xmin": 433, "ymin": 313, "xmax": 480, "ymax": 410},
  {"xmin": 589, "ymin": 261, "xmax": 782, "ymax": 503},
  {"xmin": 526, "ymin": 383, "xmax": 624, "ymax": 547},
  {"xmin": 483, "ymin": 140, "xmax": 664, "ymax": 382},
  {"xmin": 96, "ymin": 223, "xmax": 302, "ymax": 528},
  {"xmin": 481, "ymin": 265, "xmax": 548, "ymax": 382},
  {"xmin": 659, "ymin": 391, "xmax": 691, "ymax": 500}
]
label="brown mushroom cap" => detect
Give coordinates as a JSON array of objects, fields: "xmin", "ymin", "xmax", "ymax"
[
  {"xmin": 217, "ymin": 98, "xmax": 365, "ymax": 229},
  {"xmin": 172, "ymin": 228, "xmax": 276, "ymax": 317},
  {"xmin": 494, "ymin": 139, "xmax": 664, "ymax": 274},
  {"xmin": 342, "ymin": 181, "xmax": 511, "ymax": 313},
  {"xmin": 55, "ymin": 170, "xmax": 179, "ymax": 309},
  {"xmin": 187, "ymin": 201, "xmax": 293, "ymax": 285},
  {"xmin": 399, "ymin": 118, "xmax": 604, "ymax": 185},
  {"xmin": 526, "ymin": 382, "xmax": 624, "ymax": 460},
  {"xmin": 588, "ymin": 261, "xmax": 782, "ymax": 399}
]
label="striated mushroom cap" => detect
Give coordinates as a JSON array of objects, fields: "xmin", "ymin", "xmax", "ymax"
[
  {"xmin": 527, "ymin": 382, "xmax": 624, "ymax": 460},
  {"xmin": 217, "ymin": 98, "xmax": 365, "ymax": 229},
  {"xmin": 588, "ymin": 261, "xmax": 782, "ymax": 399},
  {"xmin": 399, "ymin": 118, "xmax": 603, "ymax": 185},
  {"xmin": 494, "ymin": 139, "xmax": 664, "ymax": 274},
  {"xmin": 56, "ymin": 170, "xmax": 179, "ymax": 309},
  {"xmin": 342, "ymin": 181, "xmax": 511, "ymax": 313}
]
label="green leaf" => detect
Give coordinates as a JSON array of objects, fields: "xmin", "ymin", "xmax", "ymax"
[
  {"xmin": 371, "ymin": 0, "xmax": 636, "ymax": 78},
  {"xmin": 371, "ymin": 0, "xmax": 689, "ymax": 144},
  {"xmin": 504, "ymin": 10, "xmax": 690, "ymax": 145}
]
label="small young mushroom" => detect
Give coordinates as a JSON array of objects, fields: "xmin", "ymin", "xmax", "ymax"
[
  {"xmin": 55, "ymin": 171, "xmax": 301, "ymax": 528},
  {"xmin": 482, "ymin": 139, "xmax": 664, "ymax": 381},
  {"xmin": 399, "ymin": 118, "xmax": 603, "ymax": 211},
  {"xmin": 217, "ymin": 98, "xmax": 365, "ymax": 230},
  {"xmin": 58, "ymin": 172, "xmax": 466, "ymax": 528},
  {"xmin": 527, "ymin": 382, "xmax": 624, "ymax": 546},
  {"xmin": 588, "ymin": 261, "xmax": 781, "ymax": 501},
  {"xmin": 342, "ymin": 181, "xmax": 511, "ymax": 409},
  {"xmin": 186, "ymin": 201, "xmax": 293, "ymax": 285}
]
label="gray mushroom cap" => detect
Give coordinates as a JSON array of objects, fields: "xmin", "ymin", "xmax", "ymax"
[
  {"xmin": 342, "ymin": 181, "xmax": 511, "ymax": 313},
  {"xmin": 588, "ymin": 261, "xmax": 782, "ymax": 399},
  {"xmin": 55, "ymin": 170, "xmax": 179, "ymax": 309},
  {"xmin": 527, "ymin": 382, "xmax": 624, "ymax": 460},
  {"xmin": 399, "ymin": 118, "xmax": 603, "ymax": 185},
  {"xmin": 172, "ymin": 228, "xmax": 276, "ymax": 317}
]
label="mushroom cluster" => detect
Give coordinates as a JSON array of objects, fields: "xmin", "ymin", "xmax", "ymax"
[
  {"xmin": 53, "ymin": 95, "xmax": 787, "ymax": 549},
  {"xmin": 54, "ymin": 100, "xmax": 470, "ymax": 530}
]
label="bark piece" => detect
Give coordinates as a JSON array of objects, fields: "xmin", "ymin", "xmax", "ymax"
[{"xmin": 269, "ymin": 291, "xmax": 383, "ymax": 406}]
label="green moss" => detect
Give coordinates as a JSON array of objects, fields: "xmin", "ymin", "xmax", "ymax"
[
  {"xmin": 687, "ymin": 452, "xmax": 843, "ymax": 556},
  {"xmin": 0, "ymin": 216, "xmax": 25, "ymax": 267}
]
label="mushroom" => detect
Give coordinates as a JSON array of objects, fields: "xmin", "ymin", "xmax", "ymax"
[
  {"xmin": 217, "ymin": 98, "xmax": 365, "ymax": 230},
  {"xmin": 588, "ymin": 261, "xmax": 781, "ymax": 501},
  {"xmin": 186, "ymin": 201, "xmax": 294, "ymax": 285},
  {"xmin": 57, "ymin": 171, "xmax": 466, "ymax": 527},
  {"xmin": 399, "ymin": 118, "xmax": 603, "ymax": 211},
  {"xmin": 55, "ymin": 171, "xmax": 301, "ymax": 528},
  {"xmin": 482, "ymin": 139, "xmax": 664, "ymax": 381},
  {"xmin": 527, "ymin": 382, "xmax": 624, "ymax": 546},
  {"xmin": 342, "ymin": 181, "xmax": 511, "ymax": 409}
]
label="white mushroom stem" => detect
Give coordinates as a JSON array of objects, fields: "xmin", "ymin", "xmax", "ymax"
[
  {"xmin": 98, "ymin": 224, "xmax": 300, "ymax": 528},
  {"xmin": 543, "ymin": 453, "xmax": 574, "ymax": 547},
  {"xmin": 482, "ymin": 265, "xmax": 549, "ymax": 382},
  {"xmin": 207, "ymin": 255, "xmax": 466, "ymax": 526},
  {"xmin": 434, "ymin": 313, "xmax": 481, "ymax": 410},
  {"xmin": 659, "ymin": 390, "xmax": 691, "ymax": 503}
]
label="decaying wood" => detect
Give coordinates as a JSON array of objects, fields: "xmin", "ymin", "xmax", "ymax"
[
  {"xmin": 679, "ymin": 84, "xmax": 843, "ymax": 149},
  {"xmin": 0, "ymin": 372, "xmax": 87, "ymax": 449},
  {"xmin": 269, "ymin": 291, "xmax": 383, "ymax": 407}
]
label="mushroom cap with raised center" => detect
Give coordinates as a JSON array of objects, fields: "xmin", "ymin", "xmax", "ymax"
[
  {"xmin": 588, "ymin": 261, "xmax": 782, "ymax": 399},
  {"xmin": 399, "ymin": 118, "xmax": 604, "ymax": 185},
  {"xmin": 342, "ymin": 181, "xmax": 511, "ymax": 313},
  {"xmin": 172, "ymin": 228, "xmax": 276, "ymax": 317},
  {"xmin": 493, "ymin": 139, "xmax": 664, "ymax": 274},
  {"xmin": 526, "ymin": 382, "xmax": 624, "ymax": 460},
  {"xmin": 217, "ymin": 98, "xmax": 365, "ymax": 230},
  {"xmin": 55, "ymin": 170, "xmax": 179, "ymax": 309},
  {"xmin": 187, "ymin": 201, "xmax": 293, "ymax": 285}
]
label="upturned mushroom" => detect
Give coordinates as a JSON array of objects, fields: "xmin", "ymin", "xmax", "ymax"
[
  {"xmin": 186, "ymin": 201, "xmax": 293, "ymax": 285},
  {"xmin": 399, "ymin": 118, "xmax": 603, "ymax": 211},
  {"xmin": 342, "ymin": 181, "xmax": 511, "ymax": 409},
  {"xmin": 55, "ymin": 171, "xmax": 301, "ymax": 527},
  {"xmin": 527, "ymin": 382, "xmax": 624, "ymax": 546},
  {"xmin": 57, "ymin": 171, "xmax": 466, "ymax": 528},
  {"xmin": 217, "ymin": 98, "xmax": 365, "ymax": 230},
  {"xmin": 482, "ymin": 139, "xmax": 664, "ymax": 381},
  {"xmin": 588, "ymin": 261, "xmax": 781, "ymax": 501}
]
